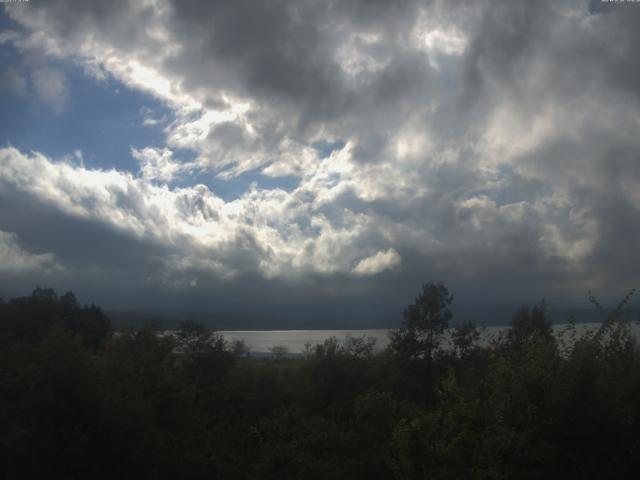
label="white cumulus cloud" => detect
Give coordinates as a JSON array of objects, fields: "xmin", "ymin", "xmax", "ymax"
[
  {"xmin": 353, "ymin": 249, "xmax": 401, "ymax": 276},
  {"xmin": 0, "ymin": 230, "xmax": 59, "ymax": 274}
]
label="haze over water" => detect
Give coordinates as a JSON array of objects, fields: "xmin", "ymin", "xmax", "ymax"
[{"xmin": 220, "ymin": 323, "xmax": 640, "ymax": 354}]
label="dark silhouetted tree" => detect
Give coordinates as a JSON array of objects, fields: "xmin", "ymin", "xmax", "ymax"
[
  {"xmin": 390, "ymin": 281, "xmax": 453, "ymax": 361},
  {"xmin": 451, "ymin": 321, "xmax": 481, "ymax": 358},
  {"xmin": 0, "ymin": 288, "xmax": 110, "ymax": 349},
  {"xmin": 507, "ymin": 302, "xmax": 552, "ymax": 345}
]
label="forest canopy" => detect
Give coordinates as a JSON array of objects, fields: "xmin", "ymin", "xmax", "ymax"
[{"xmin": 0, "ymin": 284, "xmax": 639, "ymax": 479}]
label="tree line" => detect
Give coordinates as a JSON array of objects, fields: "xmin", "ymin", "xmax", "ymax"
[{"xmin": 0, "ymin": 283, "xmax": 639, "ymax": 479}]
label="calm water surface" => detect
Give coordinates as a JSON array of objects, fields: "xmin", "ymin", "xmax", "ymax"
[{"xmin": 219, "ymin": 323, "xmax": 640, "ymax": 354}]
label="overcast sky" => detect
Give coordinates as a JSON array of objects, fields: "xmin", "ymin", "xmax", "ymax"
[{"xmin": 0, "ymin": 0, "xmax": 638, "ymax": 325}]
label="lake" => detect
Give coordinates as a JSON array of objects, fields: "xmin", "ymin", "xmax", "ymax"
[{"xmin": 219, "ymin": 322, "xmax": 640, "ymax": 354}]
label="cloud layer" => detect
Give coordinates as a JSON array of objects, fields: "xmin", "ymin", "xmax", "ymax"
[
  {"xmin": 0, "ymin": 229, "xmax": 58, "ymax": 274},
  {"xmin": 1, "ymin": 0, "xmax": 639, "ymax": 317}
]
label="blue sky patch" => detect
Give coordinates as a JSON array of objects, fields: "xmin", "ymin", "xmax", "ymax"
[{"xmin": 0, "ymin": 16, "xmax": 170, "ymax": 174}]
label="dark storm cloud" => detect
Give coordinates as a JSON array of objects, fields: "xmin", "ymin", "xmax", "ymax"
[
  {"xmin": 159, "ymin": 0, "xmax": 437, "ymax": 139},
  {"xmin": 165, "ymin": 0, "xmax": 349, "ymax": 130},
  {"xmin": 0, "ymin": 185, "xmax": 169, "ymax": 273}
]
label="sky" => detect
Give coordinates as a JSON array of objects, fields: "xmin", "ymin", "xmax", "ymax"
[{"xmin": 0, "ymin": 0, "xmax": 638, "ymax": 326}]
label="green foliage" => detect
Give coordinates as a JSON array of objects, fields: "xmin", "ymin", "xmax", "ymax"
[
  {"xmin": 268, "ymin": 344, "xmax": 290, "ymax": 360},
  {"xmin": 342, "ymin": 333, "xmax": 377, "ymax": 358},
  {"xmin": 589, "ymin": 288, "xmax": 637, "ymax": 325},
  {"xmin": 507, "ymin": 302, "xmax": 553, "ymax": 346},
  {"xmin": 0, "ymin": 287, "xmax": 111, "ymax": 349},
  {"xmin": 390, "ymin": 281, "xmax": 453, "ymax": 361},
  {"xmin": 451, "ymin": 321, "xmax": 481, "ymax": 357},
  {"xmin": 1, "ymin": 284, "xmax": 640, "ymax": 478}
]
